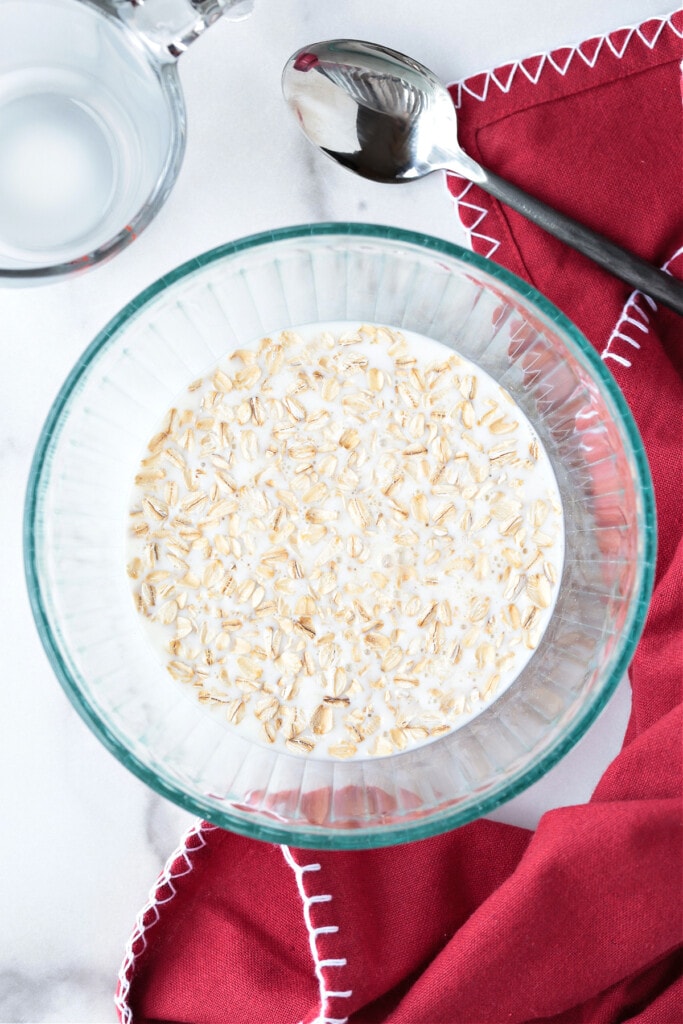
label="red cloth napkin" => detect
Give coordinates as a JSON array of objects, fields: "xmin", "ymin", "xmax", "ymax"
[{"xmin": 117, "ymin": 13, "xmax": 683, "ymax": 1023}]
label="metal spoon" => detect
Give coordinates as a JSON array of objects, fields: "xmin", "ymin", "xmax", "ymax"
[{"xmin": 282, "ymin": 39, "xmax": 683, "ymax": 316}]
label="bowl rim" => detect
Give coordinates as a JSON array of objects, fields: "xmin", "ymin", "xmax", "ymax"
[{"xmin": 23, "ymin": 222, "xmax": 657, "ymax": 848}]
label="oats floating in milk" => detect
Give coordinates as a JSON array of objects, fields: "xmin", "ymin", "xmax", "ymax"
[{"xmin": 127, "ymin": 324, "xmax": 564, "ymax": 759}]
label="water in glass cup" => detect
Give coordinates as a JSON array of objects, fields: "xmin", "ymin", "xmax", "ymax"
[
  {"xmin": 0, "ymin": 72, "xmax": 126, "ymax": 257},
  {"xmin": 0, "ymin": 0, "xmax": 180, "ymax": 273}
]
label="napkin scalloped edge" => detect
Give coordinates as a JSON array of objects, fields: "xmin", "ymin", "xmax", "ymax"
[
  {"xmin": 114, "ymin": 828, "xmax": 355, "ymax": 1024},
  {"xmin": 601, "ymin": 246, "xmax": 683, "ymax": 368},
  {"xmin": 446, "ymin": 11, "xmax": 683, "ymax": 260},
  {"xmin": 281, "ymin": 845, "xmax": 354, "ymax": 1024},
  {"xmin": 115, "ymin": 820, "xmax": 217, "ymax": 1024}
]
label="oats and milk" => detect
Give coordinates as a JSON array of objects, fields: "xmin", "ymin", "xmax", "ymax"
[{"xmin": 127, "ymin": 324, "xmax": 563, "ymax": 759}]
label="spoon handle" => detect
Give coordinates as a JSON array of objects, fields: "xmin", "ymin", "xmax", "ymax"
[{"xmin": 474, "ymin": 169, "xmax": 683, "ymax": 315}]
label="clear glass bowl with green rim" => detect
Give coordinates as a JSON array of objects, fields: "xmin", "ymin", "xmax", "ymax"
[{"xmin": 24, "ymin": 224, "xmax": 656, "ymax": 849}]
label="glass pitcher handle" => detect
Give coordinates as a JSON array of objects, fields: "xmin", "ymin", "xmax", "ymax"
[{"xmin": 115, "ymin": 0, "xmax": 253, "ymax": 59}]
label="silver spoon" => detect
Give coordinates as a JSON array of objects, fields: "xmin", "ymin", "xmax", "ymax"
[{"xmin": 282, "ymin": 39, "xmax": 683, "ymax": 316}]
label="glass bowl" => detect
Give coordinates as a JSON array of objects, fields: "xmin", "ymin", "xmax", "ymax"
[{"xmin": 24, "ymin": 224, "xmax": 655, "ymax": 849}]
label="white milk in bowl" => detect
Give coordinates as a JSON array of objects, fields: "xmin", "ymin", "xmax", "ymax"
[{"xmin": 127, "ymin": 323, "xmax": 564, "ymax": 759}]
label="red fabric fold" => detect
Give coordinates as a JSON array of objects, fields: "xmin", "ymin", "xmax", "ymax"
[{"xmin": 117, "ymin": 13, "xmax": 683, "ymax": 1023}]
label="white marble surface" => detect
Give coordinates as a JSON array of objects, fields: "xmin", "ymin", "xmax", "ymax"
[{"xmin": 0, "ymin": 0, "xmax": 669, "ymax": 1020}]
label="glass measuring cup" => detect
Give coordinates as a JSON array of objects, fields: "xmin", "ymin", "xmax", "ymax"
[{"xmin": 0, "ymin": 0, "xmax": 252, "ymax": 282}]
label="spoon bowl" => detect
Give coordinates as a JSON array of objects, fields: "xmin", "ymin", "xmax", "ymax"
[
  {"xmin": 283, "ymin": 39, "xmax": 683, "ymax": 314},
  {"xmin": 283, "ymin": 39, "xmax": 482, "ymax": 184}
]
